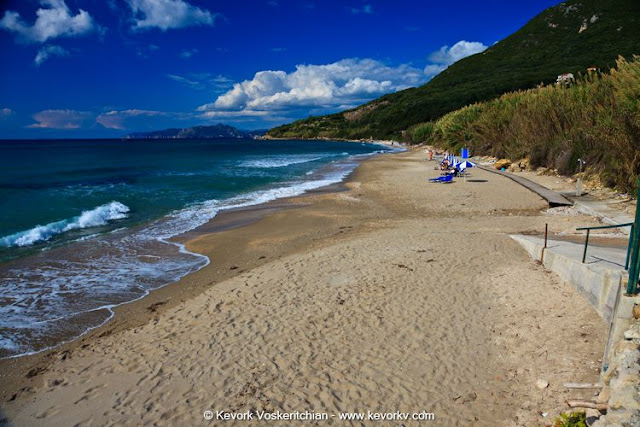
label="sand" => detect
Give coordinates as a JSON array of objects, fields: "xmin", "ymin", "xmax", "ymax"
[{"xmin": 0, "ymin": 149, "xmax": 607, "ymax": 426}]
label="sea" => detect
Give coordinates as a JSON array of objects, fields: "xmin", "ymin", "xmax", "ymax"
[{"xmin": 0, "ymin": 138, "xmax": 394, "ymax": 358}]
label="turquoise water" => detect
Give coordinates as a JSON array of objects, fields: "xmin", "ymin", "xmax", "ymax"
[{"xmin": 0, "ymin": 138, "xmax": 392, "ymax": 357}]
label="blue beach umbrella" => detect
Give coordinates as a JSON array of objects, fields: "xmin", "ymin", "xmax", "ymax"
[
  {"xmin": 457, "ymin": 160, "xmax": 476, "ymax": 170},
  {"xmin": 457, "ymin": 160, "xmax": 476, "ymax": 182}
]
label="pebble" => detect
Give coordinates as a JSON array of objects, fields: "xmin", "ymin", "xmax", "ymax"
[
  {"xmin": 536, "ymin": 379, "xmax": 549, "ymax": 389},
  {"xmin": 623, "ymin": 323, "xmax": 640, "ymax": 340}
]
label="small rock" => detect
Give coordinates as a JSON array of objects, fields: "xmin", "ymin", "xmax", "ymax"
[
  {"xmin": 623, "ymin": 323, "xmax": 640, "ymax": 340},
  {"xmin": 585, "ymin": 408, "xmax": 601, "ymax": 426},
  {"xmin": 585, "ymin": 408, "xmax": 601, "ymax": 418},
  {"xmin": 536, "ymin": 379, "xmax": 549, "ymax": 390},
  {"xmin": 633, "ymin": 304, "xmax": 640, "ymax": 319},
  {"xmin": 596, "ymin": 386, "xmax": 611, "ymax": 403}
]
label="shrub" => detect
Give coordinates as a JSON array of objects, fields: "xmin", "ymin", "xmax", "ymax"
[{"xmin": 429, "ymin": 56, "xmax": 640, "ymax": 192}]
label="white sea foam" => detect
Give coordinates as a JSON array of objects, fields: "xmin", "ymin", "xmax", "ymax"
[
  {"xmin": 239, "ymin": 154, "xmax": 328, "ymax": 168},
  {"xmin": 0, "ymin": 201, "xmax": 129, "ymax": 247},
  {"xmin": 149, "ymin": 160, "xmax": 357, "ymax": 241}
]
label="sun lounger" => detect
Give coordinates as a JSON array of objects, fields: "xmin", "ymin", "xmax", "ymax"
[{"xmin": 429, "ymin": 175, "xmax": 454, "ymax": 183}]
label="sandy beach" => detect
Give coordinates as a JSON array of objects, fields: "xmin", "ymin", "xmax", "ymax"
[{"xmin": 0, "ymin": 148, "xmax": 607, "ymax": 426}]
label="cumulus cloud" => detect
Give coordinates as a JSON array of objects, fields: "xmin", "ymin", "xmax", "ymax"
[
  {"xmin": 424, "ymin": 40, "xmax": 487, "ymax": 76},
  {"xmin": 199, "ymin": 58, "xmax": 424, "ymax": 115},
  {"xmin": 28, "ymin": 109, "xmax": 94, "ymax": 129},
  {"xmin": 423, "ymin": 64, "xmax": 447, "ymax": 77},
  {"xmin": 0, "ymin": 108, "xmax": 13, "ymax": 118},
  {"xmin": 127, "ymin": 0, "xmax": 215, "ymax": 31},
  {"xmin": 0, "ymin": 0, "xmax": 94, "ymax": 44},
  {"xmin": 34, "ymin": 44, "xmax": 69, "ymax": 65}
]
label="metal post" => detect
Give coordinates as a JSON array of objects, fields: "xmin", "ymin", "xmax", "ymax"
[
  {"xmin": 625, "ymin": 224, "xmax": 634, "ymax": 271},
  {"xmin": 544, "ymin": 224, "xmax": 548, "ymax": 248},
  {"xmin": 627, "ymin": 180, "xmax": 640, "ymax": 295},
  {"xmin": 582, "ymin": 229, "xmax": 590, "ymax": 263},
  {"xmin": 541, "ymin": 223, "xmax": 548, "ymax": 263}
]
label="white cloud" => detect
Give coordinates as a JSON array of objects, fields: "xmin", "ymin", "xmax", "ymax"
[
  {"xmin": 0, "ymin": 108, "xmax": 13, "ymax": 118},
  {"xmin": 0, "ymin": 0, "xmax": 94, "ymax": 44},
  {"xmin": 199, "ymin": 110, "xmax": 271, "ymax": 119},
  {"xmin": 167, "ymin": 73, "xmax": 234, "ymax": 91},
  {"xmin": 167, "ymin": 74, "xmax": 201, "ymax": 89},
  {"xmin": 28, "ymin": 109, "xmax": 93, "ymax": 129},
  {"xmin": 424, "ymin": 40, "xmax": 487, "ymax": 76},
  {"xmin": 429, "ymin": 40, "xmax": 487, "ymax": 64},
  {"xmin": 199, "ymin": 58, "xmax": 424, "ymax": 115},
  {"xmin": 423, "ymin": 64, "xmax": 447, "ymax": 77},
  {"xmin": 127, "ymin": 0, "xmax": 215, "ymax": 31},
  {"xmin": 35, "ymin": 44, "xmax": 69, "ymax": 65}
]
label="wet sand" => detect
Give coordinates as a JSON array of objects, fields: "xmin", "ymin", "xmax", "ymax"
[{"xmin": 0, "ymin": 149, "xmax": 607, "ymax": 426}]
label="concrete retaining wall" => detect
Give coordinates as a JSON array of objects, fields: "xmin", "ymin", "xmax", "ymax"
[{"xmin": 511, "ymin": 235, "xmax": 623, "ymax": 323}]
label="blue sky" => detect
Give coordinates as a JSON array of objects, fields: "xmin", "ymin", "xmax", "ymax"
[{"xmin": 0, "ymin": 0, "xmax": 561, "ymax": 139}]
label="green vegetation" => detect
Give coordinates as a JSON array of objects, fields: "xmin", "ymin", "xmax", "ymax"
[
  {"xmin": 554, "ymin": 411, "xmax": 587, "ymax": 427},
  {"xmin": 414, "ymin": 56, "xmax": 640, "ymax": 192},
  {"xmin": 267, "ymin": 0, "xmax": 640, "ymax": 140}
]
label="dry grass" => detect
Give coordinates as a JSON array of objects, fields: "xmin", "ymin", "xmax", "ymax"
[{"xmin": 413, "ymin": 56, "xmax": 640, "ymax": 192}]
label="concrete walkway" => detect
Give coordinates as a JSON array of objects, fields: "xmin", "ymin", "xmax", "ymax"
[
  {"xmin": 564, "ymin": 194, "xmax": 635, "ymax": 235},
  {"xmin": 478, "ymin": 163, "xmax": 635, "ymax": 233},
  {"xmin": 478, "ymin": 165, "xmax": 573, "ymax": 207}
]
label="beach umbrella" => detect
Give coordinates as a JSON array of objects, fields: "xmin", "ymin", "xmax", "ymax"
[
  {"xmin": 457, "ymin": 160, "xmax": 476, "ymax": 169},
  {"xmin": 457, "ymin": 160, "xmax": 476, "ymax": 182}
]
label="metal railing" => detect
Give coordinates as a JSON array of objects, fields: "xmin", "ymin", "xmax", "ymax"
[
  {"xmin": 576, "ymin": 222, "xmax": 634, "ymax": 268},
  {"xmin": 576, "ymin": 179, "xmax": 640, "ymax": 295}
]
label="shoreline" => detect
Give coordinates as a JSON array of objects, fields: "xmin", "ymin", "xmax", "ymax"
[
  {"xmin": 0, "ymin": 151, "xmax": 381, "ymax": 387},
  {"xmin": 259, "ymin": 134, "xmax": 404, "ymax": 148},
  {"xmin": 0, "ymin": 148, "xmax": 608, "ymax": 425},
  {"xmin": 0, "ymin": 146, "xmax": 383, "ymax": 361}
]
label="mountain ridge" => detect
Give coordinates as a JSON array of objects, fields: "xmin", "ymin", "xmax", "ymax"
[
  {"xmin": 125, "ymin": 124, "xmax": 266, "ymax": 140},
  {"xmin": 267, "ymin": 0, "xmax": 640, "ymax": 140}
]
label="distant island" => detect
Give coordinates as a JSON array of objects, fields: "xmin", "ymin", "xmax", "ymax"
[{"xmin": 124, "ymin": 124, "xmax": 267, "ymax": 140}]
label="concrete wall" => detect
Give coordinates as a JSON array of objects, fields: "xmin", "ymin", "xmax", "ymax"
[{"xmin": 511, "ymin": 235, "xmax": 623, "ymax": 324}]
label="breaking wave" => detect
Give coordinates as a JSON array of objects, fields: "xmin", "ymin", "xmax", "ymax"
[
  {"xmin": 0, "ymin": 201, "xmax": 130, "ymax": 247},
  {"xmin": 239, "ymin": 154, "xmax": 328, "ymax": 169}
]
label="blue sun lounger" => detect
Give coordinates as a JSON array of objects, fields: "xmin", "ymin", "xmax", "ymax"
[{"xmin": 429, "ymin": 174, "xmax": 454, "ymax": 183}]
